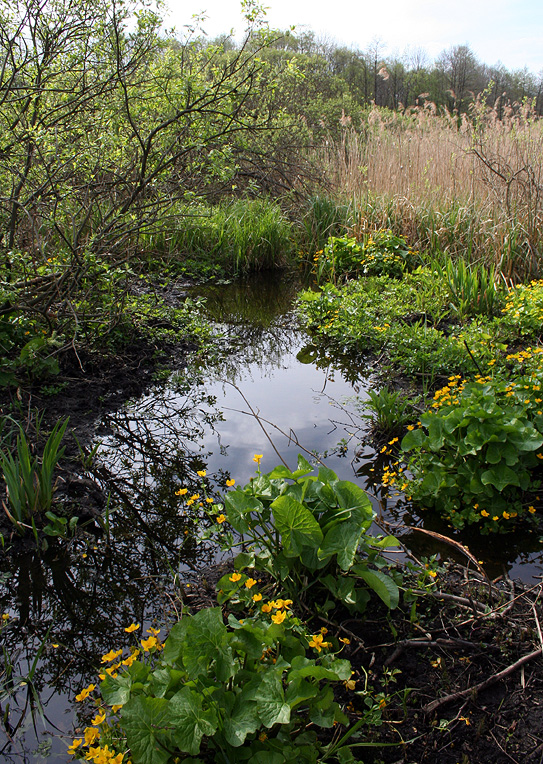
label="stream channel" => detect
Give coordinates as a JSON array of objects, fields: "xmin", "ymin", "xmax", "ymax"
[{"xmin": 2, "ymin": 271, "xmax": 543, "ymax": 762}]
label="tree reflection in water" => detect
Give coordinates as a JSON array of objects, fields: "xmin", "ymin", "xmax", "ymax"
[{"xmin": 0, "ymin": 272, "xmax": 375, "ymax": 762}]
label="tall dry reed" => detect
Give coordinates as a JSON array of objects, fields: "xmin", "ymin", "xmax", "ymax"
[{"xmin": 319, "ymin": 102, "xmax": 543, "ymax": 279}]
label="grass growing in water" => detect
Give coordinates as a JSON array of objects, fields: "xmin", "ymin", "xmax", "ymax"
[{"xmin": 142, "ymin": 198, "xmax": 295, "ymax": 277}]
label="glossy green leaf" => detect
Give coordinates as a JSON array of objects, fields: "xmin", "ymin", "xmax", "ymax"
[
  {"xmin": 352, "ymin": 566, "xmax": 399, "ymax": 609},
  {"xmin": 271, "ymin": 495, "xmax": 323, "ymax": 554},
  {"xmin": 319, "ymin": 520, "xmax": 365, "ymax": 570},
  {"xmin": 169, "ymin": 686, "xmax": 218, "ymax": 755},
  {"xmin": 121, "ymin": 696, "xmax": 171, "ymax": 764}
]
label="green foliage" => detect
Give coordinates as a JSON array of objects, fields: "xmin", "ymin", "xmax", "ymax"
[
  {"xmin": 500, "ymin": 279, "xmax": 543, "ymax": 338},
  {"xmin": 144, "ymin": 199, "xmax": 295, "ymax": 277},
  {"xmin": 298, "ymin": 268, "xmax": 511, "ymax": 380},
  {"xmin": 355, "ymin": 388, "xmax": 418, "ymax": 436},
  {"xmin": 300, "ymin": 265, "xmax": 543, "ymax": 534},
  {"xmin": 437, "ymin": 257, "xmax": 503, "ymax": 318},
  {"xmin": 300, "ymin": 196, "xmax": 359, "ymax": 253},
  {"xmin": 0, "ymin": 419, "xmax": 69, "ymax": 534},
  {"xmin": 205, "ymin": 456, "xmax": 400, "ymax": 613},
  {"xmin": 314, "ymin": 230, "xmax": 416, "ymax": 283},
  {"xmin": 71, "ymin": 608, "xmax": 362, "ymax": 763},
  {"xmin": 401, "ymin": 372, "xmax": 543, "ymax": 532}
]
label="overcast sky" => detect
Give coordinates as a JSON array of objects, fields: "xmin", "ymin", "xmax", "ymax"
[{"xmin": 164, "ymin": 0, "xmax": 543, "ymax": 74}]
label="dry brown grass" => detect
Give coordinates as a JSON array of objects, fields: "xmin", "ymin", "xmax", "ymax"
[{"xmin": 318, "ymin": 102, "xmax": 543, "ymax": 278}]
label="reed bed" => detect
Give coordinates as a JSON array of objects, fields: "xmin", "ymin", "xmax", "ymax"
[{"xmin": 319, "ymin": 103, "xmax": 543, "ymax": 279}]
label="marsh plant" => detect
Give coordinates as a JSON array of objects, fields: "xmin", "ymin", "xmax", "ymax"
[
  {"xmin": 1, "ymin": 419, "xmax": 69, "ymax": 535},
  {"xmin": 200, "ymin": 456, "xmax": 400, "ymax": 613},
  {"xmin": 355, "ymin": 387, "xmax": 419, "ymax": 437},
  {"xmin": 436, "ymin": 257, "xmax": 503, "ymax": 319},
  {"xmin": 314, "ymin": 230, "xmax": 416, "ymax": 284},
  {"xmin": 400, "ymin": 366, "xmax": 543, "ymax": 533},
  {"xmin": 67, "ymin": 458, "xmax": 407, "ymax": 764},
  {"xmin": 68, "ymin": 611, "xmax": 366, "ymax": 764}
]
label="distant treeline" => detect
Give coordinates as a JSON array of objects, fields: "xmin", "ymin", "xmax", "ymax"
[{"xmin": 212, "ymin": 28, "xmax": 543, "ymax": 130}]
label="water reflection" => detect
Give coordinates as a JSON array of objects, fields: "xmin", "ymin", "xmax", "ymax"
[{"xmin": 3, "ymin": 271, "xmax": 543, "ymax": 761}]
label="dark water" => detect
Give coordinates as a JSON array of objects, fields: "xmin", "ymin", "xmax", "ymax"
[{"xmin": 1, "ymin": 271, "xmax": 543, "ymax": 762}]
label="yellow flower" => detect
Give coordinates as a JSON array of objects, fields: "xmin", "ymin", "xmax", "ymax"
[
  {"xmin": 189, "ymin": 494, "xmax": 200, "ymax": 501},
  {"xmin": 308, "ymin": 633, "xmax": 331, "ymax": 652},
  {"xmin": 124, "ymin": 623, "xmax": 139, "ymax": 633},
  {"xmin": 216, "ymin": 514, "xmax": 226, "ymax": 524},
  {"xmin": 245, "ymin": 578, "xmax": 257, "ymax": 589},
  {"xmin": 252, "ymin": 593, "xmax": 263, "ymax": 602},
  {"xmin": 481, "ymin": 509, "xmax": 489, "ymax": 517},
  {"xmin": 261, "ymin": 603, "xmax": 273, "ymax": 613},
  {"xmin": 344, "ymin": 679, "xmax": 356, "ymax": 690},
  {"xmin": 91, "ymin": 710, "xmax": 106, "ymax": 726},
  {"xmin": 67, "ymin": 738, "xmax": 83, "ymax": 754},
  {"xmin": 339, "ymin": 637, "xmax": 351, "ymax": 645},
  {"xmin": 84, "ymin": 727, "xmax": 100, "ymax": 746},
  {"xmin": 1, "ymin": 613, "xmax": 9, "ymax": 621},
  {"xmin": 503, "ymin": 511, "xmax": 510, "ymax": 520},
  {"xmin": 226, "ymin": 479, "xmax": 235, "ymax": 487},
  {"xmin": 206, "ymin": 497, "xmax": 214, "ymax": 504},
  {"xmin": 407, "ymin": 424, "xmax": 415, "ymax": 431},
  {"xmin": 175, "ymin": 487, "xmax": 188, "ymax": 496},
  {"xmin": 492, "ymin": 516, "xmax": 499, "ymax": 521},
  {"xmin": 141, "ymin": 636, "xmax": 158, "ymax": 651},
  {"xmin": 147, "ymin": 627, "xmax": 161, "ymax": 636},
  {"xmin": 529, "ymin": 505, "xmax": 537, "ymax": 513},
  {"xmin": 197, "ymin": 470, "xmax": 206, "ymax": 477},
  {"xmin": 122, "ymin": 650, "xmax": 140, "ymax": 667},
  {"xmin": 75, "ymin": 683, "xmax": 96, "ymax": 702},
  {"xmin": 271, "ymin": 611, "xmax": 286, "ymax": 624},
  {"xmin": 229, "ymin": 572, "xmax": 242, "ymax": 582},
  {"xmin": 253, "ymin": 454, "xmax": 263, "ymax": 464},
  {"xmin": 101, "ymin": 649, "xmax": 122, "ymax": 664},
  {"xmin": 271, "ymin": 599, "xmax": 292, "ymax": 610},
  {"xmin": 111, "ymin": 704, "xmax": 123, "ymax": 713}
]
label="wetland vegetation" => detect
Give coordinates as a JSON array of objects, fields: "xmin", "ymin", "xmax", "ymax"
[{"xmin": 2, "ymin": 0, "xmax": 543, "ymax": 762}]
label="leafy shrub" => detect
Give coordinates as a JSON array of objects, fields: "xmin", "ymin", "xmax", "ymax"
[
  {"xmin": 314, "ymin": 230, "xmax": 417, "ymax": 283},
  {"xmin": 400, "ymin": 372, "xmax": 543, "ymax": 533},
  {"xmin": 69, "ymin": 608, "xmax": 361, "ymax": 764},
  {"xmin": 203, "ymin": 456, "xmax": 400, "ymax": 614}
]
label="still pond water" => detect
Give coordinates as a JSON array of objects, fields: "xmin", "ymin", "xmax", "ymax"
[{"xmin": 2, "ymin": 272, "xmax": 543, "ymax": 762}]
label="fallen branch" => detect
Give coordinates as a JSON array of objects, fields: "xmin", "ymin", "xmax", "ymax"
[
  {"xmin": 384, "ymin": 637, "xmax": 478, "ymax": 666},
  {"xmin": 424, "ymin": 647, "xmax": 543, "ymax": 714}
]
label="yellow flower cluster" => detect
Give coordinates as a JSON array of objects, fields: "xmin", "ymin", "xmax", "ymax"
[
  {"xmin": 502, "ymin": 280, "xmax": 543, "ymax": 322},
  {"xmin": 68, "ymin": 720, "xmax": 128, "ymax": 763},
  {"xmin": 432, "ymin": 375, "xmax": 465, "ymax": 409},
  {"xmin": 261, "ymin": 598, "xmax": 293, "ymax": 617},
  {"xmin": 381, "ymin": 461, "xmax": 404, "ymax": 488}
]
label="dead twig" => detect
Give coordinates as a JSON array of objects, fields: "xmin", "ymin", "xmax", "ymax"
[{"xmin": 424, "ymin": 647, "xmax": 543, "ymax": 715}]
